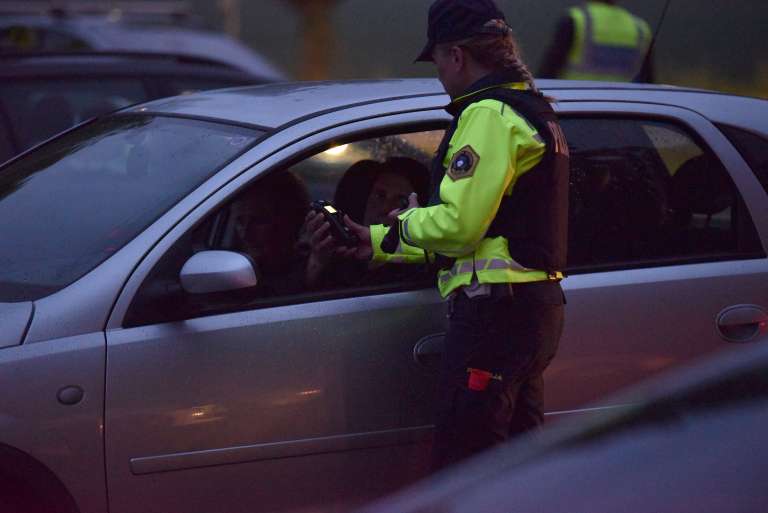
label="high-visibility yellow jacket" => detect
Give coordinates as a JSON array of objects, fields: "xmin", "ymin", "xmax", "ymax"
[
  {"xmin": 563, "ymin": 1, "xmax": 652, "ymax": 82},
  {"xmin": 370, "ymin": 83, "xmax": 561, "ymax": 298}
]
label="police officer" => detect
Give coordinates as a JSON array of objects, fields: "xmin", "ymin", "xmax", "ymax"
[
  {"xmin": 338, "ymin": 0, "xmax": 569, "ymax": 469},
  {"xmin": 539, "ymin": 0, "xmax": 654, "ymax": 82}
]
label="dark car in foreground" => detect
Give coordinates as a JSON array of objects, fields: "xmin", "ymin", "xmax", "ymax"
[
  {"xmin": 0, "ymin": 51, "xmax": 273, "ymax": 163},
  {"xmin": 362, "ymin": 340, "xmax": 768, "ymax": 513},
  {"xmin": 0, "ymin": 80, "xmax": 766, "ymax": 513}
]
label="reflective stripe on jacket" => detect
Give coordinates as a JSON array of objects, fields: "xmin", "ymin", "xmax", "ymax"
[
  {"xmin": 370, "ymin": 83, "xmax": 552, "ymax": 298},
  {"xmin": 563, "ymin": 2, "xmax": 652, "ymax": 82}
]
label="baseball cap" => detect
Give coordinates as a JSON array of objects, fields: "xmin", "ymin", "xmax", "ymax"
[{"xmin": 415, "ymin": 0, "xmax": 509, "ymax": 62}]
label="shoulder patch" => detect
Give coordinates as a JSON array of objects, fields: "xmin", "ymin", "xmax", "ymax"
[{"xmin": 447, "ymin": 145, "xmax": 480, "ymax": 181}]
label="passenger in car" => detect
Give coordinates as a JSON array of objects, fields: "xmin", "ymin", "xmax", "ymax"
[
  {"xmin": 304, "ymin": 157, "xmax": 430, "ymax": 289},
  {"xmin": 231, "ymin": 170, "xmax": 311, "ymax": 297}
]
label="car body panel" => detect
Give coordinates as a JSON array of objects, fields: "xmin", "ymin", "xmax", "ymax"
[
  {"xmin": 0, "ymin": 332, "xmax": 106, "ymax": 513},
  {"xmin": 106, "ymin": 291, "xmax": 441, "ymax": 513},
  {"xmin": 0, "ymin": 301, "xmax": 32, "ymax": 348}
]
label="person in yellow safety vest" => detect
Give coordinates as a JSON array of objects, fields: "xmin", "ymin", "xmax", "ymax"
[
  {"xmin": 538, "ymin": 0, "xmax": 654, "ymax": 82},
  {"xmin": 309, "ymin": 0, "xmax": 570, "ymax": 469}
]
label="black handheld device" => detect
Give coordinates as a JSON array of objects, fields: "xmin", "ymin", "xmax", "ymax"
[{"xmin": 310, "ymin": 200, "xmax": 360, "ymax": 247}]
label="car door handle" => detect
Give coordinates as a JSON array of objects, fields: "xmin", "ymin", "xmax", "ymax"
[
  {"xmin": 716, "ymin": 305, "xmax": 768, "ymax": 343},
  {"xmin": 413, "ymin": 333, "xmax": 445, "ymax": 366}
]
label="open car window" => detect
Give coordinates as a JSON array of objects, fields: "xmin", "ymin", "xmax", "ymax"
[{"xmin": 125, "ymin": 128, "xmax": 444, "ymax": 327}]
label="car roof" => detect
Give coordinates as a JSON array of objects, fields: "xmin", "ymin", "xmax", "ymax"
[
  {"xmin": 125, "ymin": 79, "xmax": 768, "ymax": 136},
  {"xmin": 128, "ymin": 79, "xmax": 447, "ymax": 130},
  {"xmin": 0, "ymin": 52, "xmax": 262, "ymax": 82}
]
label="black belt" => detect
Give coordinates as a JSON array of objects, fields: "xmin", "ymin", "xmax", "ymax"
[{"xmin": 458, "ymin": 281, "xmax": 565, "ymax": 305}]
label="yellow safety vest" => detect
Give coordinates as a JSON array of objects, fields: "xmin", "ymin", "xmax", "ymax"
[
  {"xmin": 563, "ymin": 2, "xmax": 652, "ymax": 82},
  {"xmin": 370, "ymin": 84, "xmax": 562, "ymax": 298}
]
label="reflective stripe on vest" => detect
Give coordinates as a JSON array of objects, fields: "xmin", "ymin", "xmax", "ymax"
[
  {"xmin": 564, "ymin": 2, "xmax": 651, "ymax": 82},
  {"xmin": 438, "ymin": 258, "xmax": 564, "ymax": 285}
]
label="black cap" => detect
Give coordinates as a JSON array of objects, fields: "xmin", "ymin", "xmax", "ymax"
[{"xmin": 416, "ymin": 0, "xmax": 508, "ymax": 62}]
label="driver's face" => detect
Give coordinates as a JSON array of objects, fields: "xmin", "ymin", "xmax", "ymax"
[{"xmin": 363, "ymin": 172, "xmax": 414, "ymax": 226}]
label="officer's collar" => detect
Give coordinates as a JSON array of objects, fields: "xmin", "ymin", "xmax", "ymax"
[{"xmin": 446, "ymin": 69, "xmax": 529, "ymax": 115}]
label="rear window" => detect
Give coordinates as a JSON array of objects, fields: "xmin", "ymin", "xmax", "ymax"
[
  {"xmin": 717, "ymin": 124, "xmax": 768, "ymax": 196},
  {"xmin": 0, "ymin": 115, "xmax": 260, "ymax": 301}
]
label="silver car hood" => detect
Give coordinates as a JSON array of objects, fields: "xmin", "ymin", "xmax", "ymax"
[{"xmin": 0, "ymin": 302, "xmax": 32, "ymax": 348}]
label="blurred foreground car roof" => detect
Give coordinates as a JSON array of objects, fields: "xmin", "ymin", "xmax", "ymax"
[
  {"xmin": 0, "ymin": 1, "xmax": 285, "ymax": 81},
  {"xmin": 362, "ymin": 342, "xmax": 768, "ymax": 513}
]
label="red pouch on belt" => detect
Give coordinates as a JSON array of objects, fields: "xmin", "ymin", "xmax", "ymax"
[{"xmin": 467, "ymin": 368, "xmax": 492, "ymax": 391}]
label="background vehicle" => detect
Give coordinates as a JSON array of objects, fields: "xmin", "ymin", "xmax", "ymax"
[
  {"xmin": 0, "ymin": 80, "xmax": 766, "ymax": 513},
  {"xmin": 362, "ymin": 339, "xmax": 768, "ymax": 513},
  {"xmin": 0, "ymin": 2, "xmax": 284, "ymax": 80},
  {"xmin": 0, "ymin": 51, "xmax": 273, "ymax": 163}
]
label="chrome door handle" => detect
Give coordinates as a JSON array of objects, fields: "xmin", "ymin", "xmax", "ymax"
[
  {"xmin": 716, "ymin": 305, "xmax": 768, "ymax": 343},
  {"xmin": 413, "ymin": 333, "xmax": 445, "ymax": 366}
]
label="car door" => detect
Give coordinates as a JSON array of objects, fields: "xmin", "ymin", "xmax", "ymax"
[
  {"xmin": 545, "ymin": 101, "xmax": 768, "ymax": 420},
  {"xmin": 103, "ymin": 111, "xmax": 450, "ymax": 513}
]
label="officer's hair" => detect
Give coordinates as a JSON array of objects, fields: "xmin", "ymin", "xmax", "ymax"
[{"xmin": 459, "ymin": 19, "xmax": 549, "ymax": 100}]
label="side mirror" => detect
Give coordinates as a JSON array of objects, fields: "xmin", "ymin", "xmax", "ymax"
[{"xmin": 180, "ymin": 251, "xmax": 258, "ymax": 294}]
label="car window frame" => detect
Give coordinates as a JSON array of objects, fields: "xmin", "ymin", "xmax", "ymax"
[
  {"xmin": 559, "ymin": 112, "xmax": 764, "ymax": 274},
  {"xmin": 120, "ymin": 119, "xmax": 450, "ymax": 327},
  {"xmin": 108, "ymin": 106, "xmax": 452, "ymax": 330},
  {"xmin": 556, "ymin": 101, "xmax": 768, "ymax": 272}
]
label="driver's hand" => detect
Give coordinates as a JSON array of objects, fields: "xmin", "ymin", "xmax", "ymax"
[{"xmin": 336, "ymin": 215, "xmax": 373, "ymax": 261}]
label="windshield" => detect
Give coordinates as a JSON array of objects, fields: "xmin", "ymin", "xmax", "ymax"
[{"xmin": 0, "ymin": 114, "xmax": 260, "ymax": 302}]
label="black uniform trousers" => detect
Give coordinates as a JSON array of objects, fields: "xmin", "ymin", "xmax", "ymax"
[{"xmin": 432, "ymin": 280, "xmax": 564, "ymax": 471}]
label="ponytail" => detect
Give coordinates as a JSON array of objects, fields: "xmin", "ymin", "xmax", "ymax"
[{"xmin": 459, "ymin": 19, "xmax": 551, "ymax": 101}]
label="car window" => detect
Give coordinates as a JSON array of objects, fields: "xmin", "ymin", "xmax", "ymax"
[
  {"xmin": 125, "ymin": 128, "xmax": 443, "ymax": 327},
  {"xmin": 0, "ymin": 115, "xmax": 260, "ymax": 302},
  {"xmin": 0, "ymin": 26, "xmax": 88, "ymax": 53},
  {"xmin": 0, "ymin": 78, "xmax": 149, "ymax": 152},
  {"xmin": 562, "ymin": 117, "xmax": 763, "ymax": 271},
  {"xmin": 39, "ymin": 29, "xmax": 89, "ymax": 51},
  {"xmin": 717, "ymin": 124, "xmax": 768, "ymax": 196}
]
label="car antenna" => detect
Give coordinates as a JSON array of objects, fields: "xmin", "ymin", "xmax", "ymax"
[{"xmin": 640, "ymin": 0, "xmax": 672, "ymax": 81}]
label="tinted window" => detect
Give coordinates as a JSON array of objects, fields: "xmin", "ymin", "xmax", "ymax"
[
  {"xmin": 0, "ymin": 79, "xmax": 148, "ymax": 151},
  {"xmin": 562, "ymin": 118, "xmax": 762, "ymax": 270},
  {"xmin": 0, "ymin": 115, "xmax": 260, "ymax": 301},
  {"xmin": 717, "ymin": 124, "xmax": 768, "ymax": 196},
  {"xmin": 126, "ymin": 129, "xmax": 443, "ymax": 326}
]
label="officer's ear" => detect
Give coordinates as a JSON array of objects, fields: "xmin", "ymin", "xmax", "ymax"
[{"xmin": 448, "ymin": 45, "xmax": 466, "ymax": 71}]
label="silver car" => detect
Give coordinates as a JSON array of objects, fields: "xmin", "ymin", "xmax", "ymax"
[{"xmin": 1, "ymin": 80, "xmax": 767, "ymax": 513}]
